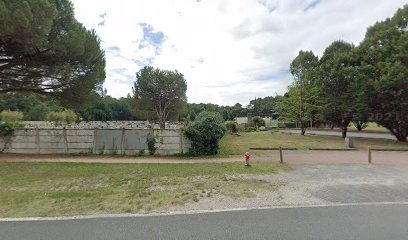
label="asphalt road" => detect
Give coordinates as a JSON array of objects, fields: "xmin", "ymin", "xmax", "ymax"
[
  {"xmin": 278, "ymin": 129, "xmax": 396, "ymax": 140},
  {"xmin": 2, "ymin": 204, "xmax": 408, "ymax": 240}
]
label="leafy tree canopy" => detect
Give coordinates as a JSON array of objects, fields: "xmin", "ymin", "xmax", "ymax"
[
  {"xmin": 0, "ymin": 0, "xmax": 106, "ymax": 106},
  {"xmin": 133, "ymin": 66, "xmax": 187, "ymax": 128}
]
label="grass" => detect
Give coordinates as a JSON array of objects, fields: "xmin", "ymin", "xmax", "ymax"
[
  {"xmin": 348, "ymin": 122, "xmax": 389, "ymax": 133},
  {"xmin": 218, "ymin": 131, "xmax": 408, "ymax": 155},
  {"xmin": 0, "ymin": 162, "xmax": 286, "ymax": 218}
]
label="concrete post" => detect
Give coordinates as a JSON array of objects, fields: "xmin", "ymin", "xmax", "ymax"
[
  {"xmin": 368, "ymin": 147, "xmax": 372, "ymax": 164},
  {"xmin": 63, "ymin": 127, "xmax": 68, "ymax": 154},
  {"xmin": 36, "ymin": 127, "xmax": 40, "ymax": 154},
  {"xmin": 279, "ymin": 146, "xmax": 283, "ymax": 164},
  {"xmin": 92, "ymin": 128, "xmax": 97, "ymax": 154},
  {"xmin": 121, "ymin": 128, "xmax": 125, "ymax": 155},
  {"xmin": 179, "ymin": 130, "xmax": 183, "ymax": 154}
]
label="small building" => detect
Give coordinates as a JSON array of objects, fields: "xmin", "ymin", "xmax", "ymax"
[{"xmin": 235, "ymin": 117, "xmax": 248, "ymax": 125}]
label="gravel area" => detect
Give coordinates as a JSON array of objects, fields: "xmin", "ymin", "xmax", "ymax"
[{"xmin": 167, "ymin": 164, "xmax": 408, "ymax": 212}]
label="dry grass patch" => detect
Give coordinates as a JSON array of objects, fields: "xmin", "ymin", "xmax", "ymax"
[
  {"xmin": 219, "ymin": 131, "xmax": 408, "ymax": 156},
  {"xmin": 0, "ymin": 162, "xmax": 287, "ymax": 218}
]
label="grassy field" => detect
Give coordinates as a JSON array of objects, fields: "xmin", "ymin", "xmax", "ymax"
[
  {"xmin": 348, "ymin": 122, "xmax": 389, "ymax": 132},
  {"xmin": 219, "ymin": 131, "xmax": 408, "ymax": 155},
  {"xmin": 0, "ymin": 162, "xmax": 286, "ymax": 218}
]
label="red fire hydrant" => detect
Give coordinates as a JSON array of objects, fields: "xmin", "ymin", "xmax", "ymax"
[{"xmin": 245, "ymin": 151, "xmax": 251, "ymax": 166}]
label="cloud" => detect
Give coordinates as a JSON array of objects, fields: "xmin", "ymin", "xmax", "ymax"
[
  {"xmin": 257, "ymin": 0, "xmax": 278, "ymax": 13},
  {"xmin": 71, "ymin": 0, "xmax": 407, "ymax": 106},
  {"xmin": 304, "ymin": 0, "xmax": 321, "ymax": 11},
  {"xmin": 98, "ymin": 12, "xmax": 107, "ymax": 26},
  {"xmin": 106, "ymin": 45, "xmax": 120, "ymax": 53}
]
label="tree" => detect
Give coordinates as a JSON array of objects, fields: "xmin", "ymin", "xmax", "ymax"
[
  {"xmin": 275, "ymin": 86, "xmax": 306, "ymax": 130},
  {"xmin": 318, "ymin": 41, "xmax": 359, "ymax": 138},
  {"xmin": 184, "ymin": 111, "xmax": 226, "ymax": 155},
  {"xmin": 248, "ymin": 96, "xmax": 277, "ymax": 116},
  {"xmin": 133, "ymin": 66, "xmax": 187, "ymax": 129},
  {"xmin": 357, "ymin": 5, "xmax": 408, "ymax": 141},
  {"xmin": 0, "ymin": 93, "xmax": 62, "ymax": 120},
  {"xmin": 0, "ymin": 0, "xmax": 106, "ymax": 106},
  {"xmin": 276, "ymin": 50, "xmax": 318, "ymax": 135},
  {"xmin": 0, "ymin": 110, "xmax": 24, "ymax": 136},
  {"xmin": 250, "ymin": 116, "xmax": 265, "ymax": 129}
]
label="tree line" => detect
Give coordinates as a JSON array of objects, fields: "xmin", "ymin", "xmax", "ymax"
[
  {"xmin": 0, "ymin": 90, "xmax": 278, "ymax": 123},
  {"xmin": 275, "ymin": 5, "xmax": 408, "ymax": 141},
  {"xmin": 0, "ymin": 0, "xmax": 406, "ymax": 143}
]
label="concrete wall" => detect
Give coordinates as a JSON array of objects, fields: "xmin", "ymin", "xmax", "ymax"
[{"xmin": 0, "ymin": 129, "xmax": 191, "ymax": 155}]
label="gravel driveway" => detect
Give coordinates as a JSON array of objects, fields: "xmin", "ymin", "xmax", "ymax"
[{"xmin": 167, "ymin": 164, "xmax": 408, "ymax": 213}]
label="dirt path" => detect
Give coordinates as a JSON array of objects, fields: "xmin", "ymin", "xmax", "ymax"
[
  {"xmin": 0, "ymin": 150, "xmax": 407, "ymax": 164},
  {"xmin": 0, "ymin": 153, "xmax": 242, "ymax": 164}
]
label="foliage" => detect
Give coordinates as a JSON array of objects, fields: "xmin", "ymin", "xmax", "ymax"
[
  {"xmin": 78, "ymin": 94, "xmax": 136, "ymax": 121},
  {"xmin": 0, "ymin": 0, "xmax": 106, "ymax": 106},
  {"xmin": 275, "ymin": 51, "xmax": 318, "ymax": 135},
  {"xmin": 0, "ymin": 111, "xmax": 24, "ymax": 136},
  {"xmin": 147, "ymin": 135, "xmax": 157, "ymax": 155},
  {"xmin": 318, "ymin": 41, "xmax": 360, "ymax": 138},
  {"xmin": 0, "ymin": 93, "xmax": 62, "ymax": 120},
  {"xmin": 225, "ymin": 121, "xmax": 238, "ymax": 133},
  {"xmin": 247, "ymin": 96, "xmax": 278, "ymax": 116},
  {"xmin": 357, "ymin": 5, "xmax": 408, "ymax": 141},
  {"xmin": 136, "ymin": 149, "xmax": 145, "ymax": 157},
  {"xmin": 275, "ymin": 87, "xmax": 308, "ymax": 132},
  {"xmin": 353, "ymin": 121, "xmax": 369, "ymax": 131},
  {"xmin": 185, "ymin": 111, "xmax": 226, "ymax": 155},
  {"xmin": 46, "ymin": 110, "xmax": 79, "ymax": 126},
  {"xmin": 133, "ymin": 66, "xmax": 187, "ymax": 129},
  {"xmin": 249, "ymin": 116, "xmax": 265, "ymax": 129},
  {"xmin": 277, "ymin": 122, "xmax": 286, "ymax": 128}
]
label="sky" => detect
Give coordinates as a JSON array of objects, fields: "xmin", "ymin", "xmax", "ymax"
[{"xmin": 71, "ymin": 0, "xmax": 406, "ymax": 106}]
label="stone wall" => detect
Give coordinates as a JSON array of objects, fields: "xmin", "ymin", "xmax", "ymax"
[{"xmin": 0, "ymin": 129, "xmax": 191, "ymax": 155}]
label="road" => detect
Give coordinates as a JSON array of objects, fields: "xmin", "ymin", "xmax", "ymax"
[
  {"xmin": 278, "ymin": 129, "xmax": 396, "ymax": 140},
  {"xmin": 1, "ymin": 204, "xmax": 408, "ymax": 240}
]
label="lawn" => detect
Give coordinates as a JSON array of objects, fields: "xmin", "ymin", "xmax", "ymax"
[
  {"xmin": 348, "ymin": 122, "xmax": 389, "ymax": 133},
  {"xmin": 0, "ymin": 162, "xmax": 286, "ymax": 218},
  {"xmin": 219, "ymin": 131, "xmax": 408, "ymax": 156}
]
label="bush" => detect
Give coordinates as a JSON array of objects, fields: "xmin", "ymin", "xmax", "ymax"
[
  {"xmin": 250, "ymin": 116, "xmax": 265, "ymax": 128},
  {"xmin": 225, "ymin": 121, "xmax": 238, "ymax": 133},
  {"xmin": 184, "ymin": 111, "xmax": 226, "ymax": 156},
  {"xmin": 245, "ymin": 127, "xmax": 257, "ymax": 132},
  {"xmin": 147, "ymin": 135, "xmax": 157, "ymax": 155},
  {"xmin": 0, "ymin": 111, "xmax": 24, "ymax": 136},
  {"xmin": 277, "ymin": 122, "xmax": 286, "ymax": 128},
  {"xmin": 46, "ymin": 110, "xmax": 79, "ymax": 126}
]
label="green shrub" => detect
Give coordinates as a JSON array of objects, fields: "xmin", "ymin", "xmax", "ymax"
[
  {"xmin": 147, "ymin": 135, "xmax": 157, "ymax": 155},
  {"xmin": 184, "ymin": 111, "xmax": 226, "ymax": 156},
  {"xmin": 249, "ymin": 116, "xmax": 265, "ymax": 129},
  {"xmin": 0, "ymin": 111, "xmax": 24, "ymax": 136},
  {"xmin": 46, "ymin": 110, "xmax": 79, "ymax": 126},
  {"xmin": 245, "ymin": 127, "xmax": 257, "ymax": 132},
  {"xmin": 277, "ymin": 122, "xmax": 286, "ymax": 128},
  {"xmin": 137, "ymin": 149, "xmax": 145, "ymax": 157},
  {"xmin": 225, "ymin": 121, "xmax": 238, "ymax": 133}
]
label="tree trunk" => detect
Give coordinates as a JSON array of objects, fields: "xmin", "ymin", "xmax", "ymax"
[
  {"xmin": 159, "ymin": 119, "xmax": 165, "ymax": 129},
  {"xmin": 394, "ymin": 132, "xmax": 407, "ymax": 142},
  {"xmin": 341, "ymin": 126, "xmax": 347, "ymax": 138},
  {"xmin": 300, "ymin": 122, "xmax": 306, "ymax": 135}
]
